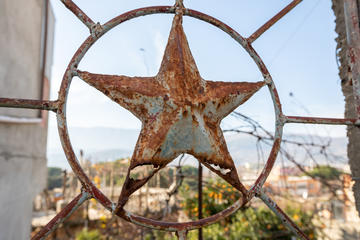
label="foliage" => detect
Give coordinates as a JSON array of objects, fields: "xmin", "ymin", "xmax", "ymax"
[
  {"xmin": 145, "ymin": 230, "xmax": 177, "ymax": 240},
  {"xmin": 185, "ymin": 206, "xmax": 316, "ymax": 240},
  {"xmin": 47, "ymin": 167, "xmax": 63, "ymax": 190},
  {"xmin": 179, "ymin": 165, "xmax": 198, "ymax": 195},
  {"xmin": 92, "ymin": 158, "xmax": 129, "ymax": 186},
  {"xmin": 308, "ymin": 165, "xmax": 343, "ymax": 180},
  {"xmin": 76, "ymin": 229, "xmax": 102, "ymax": 240},
  {"xmin": 181, "ymin": 178, "xmax": 317, "ymax": 240},
  {"xmin": 184, "ymin": 178, "xmax": 241, "ymax": 219},
  {"xmin": 182, "ymin": 165, "xmax": 198, "ymax": 177},
  {"xmin": 147, "ymin": 204, "xmax": 317, "ymax": 240}
]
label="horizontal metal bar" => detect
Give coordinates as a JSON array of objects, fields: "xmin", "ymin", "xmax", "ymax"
[
  {"xmin": 247, "ymin": 0, "xmax": 302, "ymax": 43},
  {"xmin": 257, "ymin": 190, "xmax": 309, "ymax": 240},
  {"xmin": 0, "ymin": 98, "xmax": 58, "ymax": 112},
  {"xmin": 60, "ymin": 0, "xmax": 95, "ymax": 31},
  {"xmin": 32, "ymin": 192, "xmax": 90, "ymax": 240},
  {"xmin": 285, "ymin": 115, "xmax": 360, "ymax": 126},
  {"xmin": 0, "ymin": 115, "xmax": 42, "ymax": 124}
]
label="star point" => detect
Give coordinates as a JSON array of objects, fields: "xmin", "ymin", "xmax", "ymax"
[{"xmin": 77, "ymin": 13, "xmax": 266, "ymax": 207}]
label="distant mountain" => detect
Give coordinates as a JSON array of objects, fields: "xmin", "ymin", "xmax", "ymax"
[
  {"xmin": 47, "ymin": 127, "xmax": 139, "ymax": 169},
  {"xmin": 48, "ymin": 127, "xmax": 139, "ymax": 153},
  {"xmin": 47, "ymin": 126, "xmax": 348, "ymax": 170},
  {"xmin": 47, "ymin": 148, "xmax": 133, "ymax": 170},
  {"xmin": 225, "ymin": 132, "xmax": 348, "ymax": 168}
]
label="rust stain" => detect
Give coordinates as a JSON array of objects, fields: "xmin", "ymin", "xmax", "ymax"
[
  {"xmin": 60, "ymin": 0, "xmax": 95, "ymax": 32},
  {"xmin": 0, "ymin": 98, "xmax": 58, "ymax": 112},
  {"xmin": 247, "ymin": 0, "xmax": 303, "ymax": 43},
  {"xmin": 22, "ymin": 1, "xmax": 347, "ymax": 239},
  {"xmin": 75, "ymin": 13, "xmax": 265, "ymax": 211}
]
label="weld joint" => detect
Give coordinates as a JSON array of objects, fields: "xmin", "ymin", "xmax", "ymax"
[
  {"xmin": 81, "ymin": 186, "xmax": 93, "ymax": 199},
  {"xmin": 90, "ymin": 22, "xmax": 103, "ymax": 38},
  {"xmin": 264, "ymin": 75, "xmax": 272, "ymax": 85},
  {"xmin": 251, "ymin": 185, "xmax": 262, "ymax": 197},
  {"xmin": 175, "ymin": 0, "xmax": 185, "ymax": 15},
  {"xmin": 278, "ymin": 114, "xmax": 287, "ymax": 125},
  {"xmin": 71, "ymin": 68, "xmax": 79, "ymax": 77}
]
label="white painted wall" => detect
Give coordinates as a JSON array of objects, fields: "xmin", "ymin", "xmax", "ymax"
[{"xmin": 0, "ymin": 0, "xmax": 54, "ymax": 239}]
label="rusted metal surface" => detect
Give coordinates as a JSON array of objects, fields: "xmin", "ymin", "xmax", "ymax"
[
  {"xmin": 247, "ymin": 0, "xmax": 303, "ymax": 43},
  {"xmin": 0, "ymin": 98, "xmax": 58, "ymax": 112},
  {"xmin": 0, "ymin": 1, "xmax": 357, "ymax": 239},
  {"xmin": 78, "ymin": 13, "xmax": 265, "ymax": 210},
  {"xmin": 286, "ymin": 115, "xmax": 360, "ymax": 125},
  {"xmin": 56, "ymin": 2, "xmax": 278, "ymax": 232},
  {"xmin": 198, "ymin": 163, "xmax": 203, "ymax": 240},
  {"xmin": 60, "ymin": 0, "xmax": 95, "ymax": 32},
  {"xmin": 69, "ymin": 4, "xmax": 283, "ymax": 234},
  {"xmin": 257, "ymin": 190, "xmax": 309, "ymax": 240},
  {"xmin": 120, "ymin": 197, "xmax": 246, "ymax": 232},
  {"xmin": 38, "ymin": 2, "xmax": 288, "ymax": 238}
]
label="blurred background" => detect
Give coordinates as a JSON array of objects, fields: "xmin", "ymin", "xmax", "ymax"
[{"xmin": 1, "ymin": 0, "xmax": 360, "ymax": 239}]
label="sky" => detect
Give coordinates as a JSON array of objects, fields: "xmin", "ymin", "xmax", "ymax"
[{"xmin": 47, "ymin": 0, "xmax": 347, "ymax": 156}]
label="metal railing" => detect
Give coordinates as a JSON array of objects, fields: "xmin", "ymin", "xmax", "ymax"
[{"xmin": 1, "ymin": 0, "xmax": 359, "ymax": 239}]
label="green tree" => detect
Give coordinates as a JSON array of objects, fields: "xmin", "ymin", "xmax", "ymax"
[
  {"xmin": 47, "ymin": 167, "xmax": 63, "ymax": 190},
  {"xmin": 76, "ymin": 229, "xmax": 101, "ymax": 240},
  {"xmin": 179, "ymin": 165, "xmax": 198, "ymax": 194},
  {"xmin": 182, "ymin": 179, "xmax": 317, "ymax": 240},
  {"xmin": 308, "ymin": 165, "xmax": 342, "ymax": 180},
  {"xmin": 185, "ymin": 206, "xmax": 316, "ymax": 240}
]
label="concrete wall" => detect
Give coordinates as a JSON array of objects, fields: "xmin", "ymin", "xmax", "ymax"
[
  {"xmin": 0, "ymin": 0, "xmax": 54, "ymax": 239},
  {"xmin": 332, "ymin": 0, "xmax": 360, "ymax": 217}
]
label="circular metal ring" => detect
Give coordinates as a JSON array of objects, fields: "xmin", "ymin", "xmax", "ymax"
[{"xmin": 57, "ymin": 6, "xmax": 284, "ymax": 232}]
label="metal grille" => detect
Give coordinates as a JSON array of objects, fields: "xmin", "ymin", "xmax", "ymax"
[{"xmin": 1, "ymin": 0, "xmax": 360, "ymax": 239}]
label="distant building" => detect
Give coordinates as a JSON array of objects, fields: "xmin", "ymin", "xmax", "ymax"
[
  {"xmin": 266, "ymin": 175, "xmax": 322, "ymax": 199},
  {"xmin": 266, "ymin": 170, "xmax": 359, "ymax": 225},
  {"xmin": 0, "ymin": 0, "xmax": 55, "ymax": 239}
]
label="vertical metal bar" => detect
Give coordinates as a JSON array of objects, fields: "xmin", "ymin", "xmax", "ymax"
[
  {"xmin": 247, "ymin": 0, "xmax": 303, "ymax": 43},
  {"xmin": 344, "ymin": 0, "xmax": 360, "ymax": 118},
  {"xmin": 198, "ymin": 163, "xmax": 203, "ymax": 240},
  {"xmin": 62, "ymin": 170, "xmax": 67, "ymax": 197}
]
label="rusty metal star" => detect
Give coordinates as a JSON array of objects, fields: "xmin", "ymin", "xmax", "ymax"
[{"xmin": 77, "ymin": 13, "xmax": 265, "ymax": 208}]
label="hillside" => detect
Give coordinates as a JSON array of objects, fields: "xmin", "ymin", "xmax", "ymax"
[{"xmin": 47, "ymin": 126, "xmax": 348, "ymax": 169}]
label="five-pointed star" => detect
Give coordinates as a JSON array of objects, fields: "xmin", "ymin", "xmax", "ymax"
[{"xmin": 77, "ymin": 13, "xmax": 265, "ymax": 207}]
